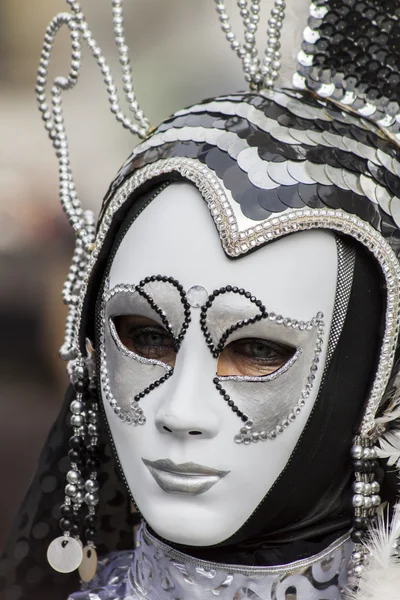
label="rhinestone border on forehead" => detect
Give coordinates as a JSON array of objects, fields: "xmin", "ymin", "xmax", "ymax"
[{"xmin": 76, "ymin": 157, "xmax": 400, "ymax": 436}]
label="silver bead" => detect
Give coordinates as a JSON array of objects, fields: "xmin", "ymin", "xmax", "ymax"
[
  {"xmin": 371, "ymin": 494, "xmax": 381, "ymax": 507},
  {"xmin": 364, "ymin": 496, "xmax": 372, "ymax": 509},
  {"xmin": 65, "ymin": 484, "xmax": 77, "ymax": 497},
  {"xmin": 66, "ymin": 470, "xmax": 80, "ymax": 484},
  {"xmin": 70, "ymin": 400, "xmax": 83, "ymax": 414},
  {"xmin": 353, "ymin": 481, "xmax": 365, "ymax": 494},
  {"xmin": 85, "ymin": 492, "xmax": 99, "ymax": 506},
  {"xmin": 371, "ymin": 481, "xmax": 380, "ymax": 494},
  {"xmin": 353, "ymin": 564, "xmax": 364, "ymax": 577},
  {"xmin": 85, "ymin": 479, "xmax": 99, "ymax": 493},
  {"xmin": 351, "ymin": 445, "xmax": 363, "ymax": 459},
  {"xmin": 88, "ymin": 424, "xmax": 99, "ymax": 436},
  {"xmin": 353, "ymin": 494, "xmax": 364, "ymax": 508},
  {"xmin": 70, "ymin": 414, "xmax": 84, "ymax": 428},
  {"xmin": 72, "ymin": 491, "xmax": 85, "ymax": 504}
]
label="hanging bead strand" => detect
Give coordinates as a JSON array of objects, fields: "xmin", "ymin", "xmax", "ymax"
[
  {"xmin": 261, "ymin": 0, "xmax": 285, "ymax": 88},
  {"xmin": 36, "ymin": 1, "xmax": 152, "ymax": 361},
  {"xmin": 214, "ymin": 0, "xmax": 286, "ymax": 90}
]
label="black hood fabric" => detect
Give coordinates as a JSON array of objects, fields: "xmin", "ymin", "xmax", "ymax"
[{"xmin": 0, "ymin": 180, "xmax": 387, "ymax": 600}]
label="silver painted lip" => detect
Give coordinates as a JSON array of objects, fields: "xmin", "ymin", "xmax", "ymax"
[{"xmin": 142, "ymin": 458, "xmax": 230, "ymax": 495}]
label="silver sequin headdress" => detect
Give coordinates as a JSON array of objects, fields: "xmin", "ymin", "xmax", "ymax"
[{"xmin": 34, "ymin": 0, "xmax": 400, "ymax": 594}]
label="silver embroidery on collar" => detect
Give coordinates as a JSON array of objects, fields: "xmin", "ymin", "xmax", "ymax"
[{"xmin": 123, "ymin": 524, "xmax": 352, "ymax": 599}]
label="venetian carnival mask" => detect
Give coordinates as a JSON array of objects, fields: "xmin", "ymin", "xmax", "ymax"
[
  {"xmin": 99, "ymin": 182, "xmax": 339, "ymax": 545},
  {"xmin": 3, "ymin": 2, "xmax": 400, "ymax": 599}
]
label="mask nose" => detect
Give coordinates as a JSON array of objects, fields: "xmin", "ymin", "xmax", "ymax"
[
  {"xmin": 154, "ymin": 328, "xmax": 221, "ymax": 439},
  {"xmin": 155, "ymin": 390, "xmax": 221, "ymax": 439}
]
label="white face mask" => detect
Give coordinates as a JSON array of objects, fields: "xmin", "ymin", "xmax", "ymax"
[{"xmin": 99, "ymin": 182, "xmax": 338, "ymax": 546}]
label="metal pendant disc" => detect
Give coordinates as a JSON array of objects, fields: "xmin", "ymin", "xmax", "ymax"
[
  {"xmin": 79, "ymin": 546, "xmax": 98, "ymax": 582},
  {"xmin": 47, "ymin": 536, "xmax": 83, "ymax": 573}
]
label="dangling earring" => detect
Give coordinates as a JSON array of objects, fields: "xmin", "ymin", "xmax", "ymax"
[
  {"xmin": 47, "ymin": 341, "xmax": 99, "ymax": 582},
  {"xmin": 348, "ymin": 435, "xmax": 381, "ymax": 585}
]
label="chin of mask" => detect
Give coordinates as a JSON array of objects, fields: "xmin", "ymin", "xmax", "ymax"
[{"xmin": 98, "ymin": 182, "xmax": 337, "ymax": 547}]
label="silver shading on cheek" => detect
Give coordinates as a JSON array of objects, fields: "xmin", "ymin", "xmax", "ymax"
[
  {"xmin": 215, "ymin": 311, "xmax": 325, "ymax": 444},
  {"xmin": 99, "ymin": 278, "xmax": 190, "ymax": 426},
  {"xmin": 99, "ymin": 302, "xmax": 146, "ymax": 426}
]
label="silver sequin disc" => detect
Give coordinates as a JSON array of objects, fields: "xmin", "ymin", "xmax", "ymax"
[
  {"xmin": 186, "ymin": 285, "xmax": 208, "ymax": 308},
  {"xmin": 79, "ymin": 546, "xmax": 98, "ymax": 583},
  {"xmin": 47, "ymin": 536, "xmax": 83, "ymax": 573}
]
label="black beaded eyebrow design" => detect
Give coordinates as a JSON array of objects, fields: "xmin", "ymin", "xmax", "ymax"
[
  {"xmin": 106, "ymin": 275, "xmax": 192, "ymax": 405},
  {"xmin": 136, "ymin": 275, "xmax": 191, "ymax": 351},
  {"xmin": 199, "ymin": 285, "xmax": 268, "ymax": 358}
]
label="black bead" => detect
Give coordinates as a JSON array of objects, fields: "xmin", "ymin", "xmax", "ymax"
[
  {"xmin": 352, "ymin": 459, "xmax": 364, "ymax": 472},
  {"xmin": 68, "ymin": 449, "xmax": 84, "ymax": 465},
  {"xmin": 242, "ymin": 415, "xmax": 248, "ymax": 422},
  {"xmin": 86, "ymin": 458, "xmax": 100, "ymax": 470},
  {"xmin": 85, "ymin": 528, "xmax": 96, "ymax": 541},
  {"xmin": 87, "ymin": 446, "xmax": 100, "ymax": 457},
  {"xmin": 73, "ymin": 378, "xmax": 88, "ymax": 392},
  {"xmin": 224, "ymin": 394, "xmax": 230, "ymax": 401},
  {"xmin": 232, "ymin": 287, "xmax": 238, "ymax": 293},
  {"xmin": 70, "ymin": 524, "xmax": 80, "ymax": 537},
  {"xmin": 69, "ymin": 435, "xmax": 84, "ymax": 449},
  {"xmin": 226, "ymin": 285, "xmax": 232, "ymax": 292},
  {"xmin": 60, "ymin": 518, "xmax": 72, "ymax": 532},
  {"xmin": 351, "ymin": 530, "xmax": 364, "ymax": 543},
  {"xmin": 353, "ymin": 516, "xmax": 369, "ymax": 531},
  {"xmin": 84, "ymin": 515, "xmax": 96, "ymax": 528},
  {"xmin": 213, "ymin": 377, "xmax": 219, "ymax": 384},
  {"xmin": 228, "ymin": 400, "xmax": 234, "ymax": 407},
  {"xmin": 232, "ymin": 406, "xmax": 238, "ymax": 412},
  {"xmin": 60, "ymin": 504, "xmax": 73, "ymax": 518}
]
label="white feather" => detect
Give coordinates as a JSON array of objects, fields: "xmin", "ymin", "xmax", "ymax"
[
  {"xmin": 345, "ymin": 504, "xmax": 400, "ymax": 600},
  {"xmin": 376, "ymin": 430, "xmax": 400, "ymax": 468}
]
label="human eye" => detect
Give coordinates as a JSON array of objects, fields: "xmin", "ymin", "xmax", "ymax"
[
  {"xmin": 113, "ymin": 315, "xmax": 177, "ymax": 367},
  {"xmin": 217, "ymin": 337, "xmax": 296, "ymax": 377}
]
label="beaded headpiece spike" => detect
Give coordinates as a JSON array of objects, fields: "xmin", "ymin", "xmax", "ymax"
[{"xmin": 36, "ymin": 0, "xmax": 151, "ymax": 361}]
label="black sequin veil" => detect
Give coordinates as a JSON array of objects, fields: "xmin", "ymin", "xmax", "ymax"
[{"xmin": 2, "ymin": 1, "xmax": 400, "ymax": 599}]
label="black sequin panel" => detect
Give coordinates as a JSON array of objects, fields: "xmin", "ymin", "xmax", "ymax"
[{"xmin": 297, "ymin": 0, "xmax": 400, "ymax": 131}]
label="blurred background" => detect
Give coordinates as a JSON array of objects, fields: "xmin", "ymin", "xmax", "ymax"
[
  {"xmin": 0, "ymin": 0, "xmax": 305, "ymax": 549},
  {"xmin": 0, "ymin": 0, "xmax": 250, "ymax": 549}
]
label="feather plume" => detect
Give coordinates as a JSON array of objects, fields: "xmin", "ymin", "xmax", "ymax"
[
  {"xmin": 376, "ymin": 360, "xmax": 400, "ymax": 427},
  {"xmin": 345, "ymin": 504, "xmax": 400, "ymax": 600},
  {"xmin": 376, "ymin": 430, "xmax": 400, "ymax": 468}
]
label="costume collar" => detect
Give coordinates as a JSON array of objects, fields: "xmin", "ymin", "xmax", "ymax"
[{"xmin": 70, "ymin": 524, "xmax": 352, "ymax": 599}]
